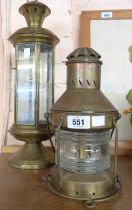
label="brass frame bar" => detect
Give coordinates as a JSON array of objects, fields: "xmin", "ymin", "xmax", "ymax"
[
  {"xmin": 56, "ymin": 118, "xmax": 63, "ymax": 178},
  {"xmin": 114, "ymin": 122, "xmax": 119, "ymax": 176}
]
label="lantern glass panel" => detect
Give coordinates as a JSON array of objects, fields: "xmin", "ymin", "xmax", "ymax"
[
  {"xmin": 15, "ymin": 43, "xmax": 53, "ymax": 125},
  {"xmin": 16, "ymin": 43, "xmax": 36, "ymax": 125},
  {"xmin": 39, "ymin": 44, "xmax": 53, "ymax": 124},
  {"xmin": 56, "ymin": 130, "xmax": 111, "ymax": 174}
]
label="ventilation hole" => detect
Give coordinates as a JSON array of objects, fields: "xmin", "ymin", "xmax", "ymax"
[
  {"xmin": 72, "ymin": 80, "xmax": 75, "ymax": 86},
  {"xmin": 79, "ymin": 80, "xmax": 82, "ymax": 86},
  {"xmin": 93, "ymin": 80, "xmax": 96, "ymax": 86},
  {"xmin": 86, "ymin": 80, "xmax": 90, "ymax": 86},
  {"xmin": 93, "ymin": 192, "xmax": 95, "ymax": 195},
  {"xmin": 26, "ymin": 9, "xmax": 28, "ymax": 13},
  {"xmin": 35, "ymin": 8, "xmax": 37, "ymax": 12},
  {"xmin": 76, "ymin": 192, "xmax": 79, "ymax": 195}
]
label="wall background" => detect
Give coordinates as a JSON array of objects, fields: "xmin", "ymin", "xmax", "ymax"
[{"xmin": 0, "ymin": 0, "xmax": 132, "ymax": 150}]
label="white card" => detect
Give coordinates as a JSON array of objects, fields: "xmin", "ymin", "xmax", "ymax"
[
  {"xmin": 92, "ymin": 116, "xmax": 105, "ymax": 127},
  {"xmin": 101, "ymin": 12, "xmax": 112, "ymax": 19},
  {"xmin": 67, "ymin": 116, "xmax": 90, "ymax": 129}
]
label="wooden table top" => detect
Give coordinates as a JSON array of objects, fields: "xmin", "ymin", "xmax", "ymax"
[{"xmin": 0, "ymin": 154, "xmax": 132, "ymax": 210}]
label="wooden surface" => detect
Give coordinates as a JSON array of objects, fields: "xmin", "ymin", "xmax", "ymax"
[{"xmin": 0, "ymin": 154, "xmax": 132, "ymax": 210}]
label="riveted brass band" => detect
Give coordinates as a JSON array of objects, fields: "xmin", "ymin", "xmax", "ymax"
[
  {"xmin": 52, "ymin": 111, "xmax": 118, "ymax": 131},
  {"xmin": 48, "ymin": 166, "xmax": 121, "ymax": 201}
]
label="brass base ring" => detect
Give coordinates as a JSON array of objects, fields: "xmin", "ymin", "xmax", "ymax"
[{"xmin": 45, "ymin": 175, "xmax": 121, "ymax": 208}]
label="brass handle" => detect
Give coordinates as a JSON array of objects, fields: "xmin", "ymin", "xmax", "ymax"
[
  {"xmin": 45, "ymin": 112, "xmax": 55, "ymax": 153},
  {"xmin": 56, "ymin": 117, "xmax": 63, "ymax": 178},
  {"xmin": 113, "ymin": 119, "xmax": 119, "ymax": 176},
  {"xmin": 85, "ymin": 199, "xmax": 96, "ymax": 208}
]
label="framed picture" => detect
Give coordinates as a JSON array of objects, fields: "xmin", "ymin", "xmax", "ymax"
[
  {"xmin": 81, "ymin": 10, "xmax": 132, "ymax": 154},
  {"xmin": 81, "ymin": 9, "xmax": 132, "ymax": 47}
]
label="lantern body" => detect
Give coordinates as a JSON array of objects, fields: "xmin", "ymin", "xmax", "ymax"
[
  {"xmin": 48, "ymin": 48, "xmax": 121, "ymax": 206},
  {"xmin": 16, "ymin": 43, "xmax": 53, "ymax": 125},
  {"xmin": 8, "ymin": 1, "xmax": 59, "ymax": 169},
  {"xmin": 58, "ymin": 130, "xmax": 111, "ymax": 174}
]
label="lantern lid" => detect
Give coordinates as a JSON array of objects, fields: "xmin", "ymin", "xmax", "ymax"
[
  {"xmin": 19, "ymin": 1, "xmax": 51, "ymax": 28},
  {"xmin": 66, "ymin": 48, "xmax": 102, "ymax": 64},
  {"xmin": 52, "ymin": 89, "xmax": 118, "ymax": 114},
  {"xmin": 9, "ymin": 1, "xmax": 59, "ymax": 46},
  {"xmin": 9, "ymin": 27, "xmax": 59, "ymax": 47}
]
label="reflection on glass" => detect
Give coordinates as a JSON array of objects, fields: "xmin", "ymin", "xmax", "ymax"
[
  {"xmin": 15, "ymin": 43, "xmax": 53, "ymax": 125},
  {"xmin": 39, "ymin": 44, "xmax": 53, "ymax": 124},
  {"xmin": 57, "ymin": 130, "xmax": 111, "ymax": 174},
  {"xmin": 16, "ymin": 44, "xmax": 36, "ymax": 125},
  {"xmin": 16, "ymin": 44, "xmax": 35, "ymax": 60}
]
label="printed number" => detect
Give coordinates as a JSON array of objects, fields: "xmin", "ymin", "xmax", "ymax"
[
  {"xmin": 68, "ymin": 116, "xmax": 90, "ymax": 129},
  {"xmin": 72, "ymin": 119, "xmax": 84, "ymax": 126},
  {"xmin": 101, "ymin": 12, "xmax": 112, "ymax": 19}
]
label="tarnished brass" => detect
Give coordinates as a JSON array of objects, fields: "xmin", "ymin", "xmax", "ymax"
[
  {"xmin": 8, "ymin": 1, "xmax": 59, "ymax": 169},
  {"xmin": 9, "ymin": 142, "xmax": 54, "ymax": 169},
  {"xmin": 48, "ymin": 166, "xmax": 120, "ymax": 201},
  {"xmin": 48, "ymin": 124, "xmax": 121, "ymax": 205},
  {"xmin": 9, "ymin": 27, "xmax": 59, "ymax": 47},
  {"xmin": 51, "ymin": 90, "xmax": 119, "ymax": 130},
  {"xmin": 19, "ymin": 1, "xmax": 50, "ymax": 28},
  {"xmin": 48, "ymin": 48, "xmax": 121, "ymax": 206},
  {"xmin": 9, "ymin": 2, "xmax": 59, "ymax": 46},
  {"xmin": 52, "ymin": 48, "xmax": 120, "ymax": 131},
  {"xmin": 9, "ymin": 124, "xmax": 54, "ymax": 142}
]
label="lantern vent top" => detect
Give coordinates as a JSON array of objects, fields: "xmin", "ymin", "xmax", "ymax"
[
  {"xmin": 19, "ymin": 1, "xmax": 51, "ymax": 28},
  {"xmin": 66, "ymin": 48, "xmax": 102, "ymax": 64}
]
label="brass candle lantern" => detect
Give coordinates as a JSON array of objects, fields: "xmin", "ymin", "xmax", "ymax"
[
  {"xmin": 47, "ymin": 48, "xmax": 121, "ymax": 207},
  {"xmin": 8, "ymin": 1, "xmax": 59, "ymax": 169}
]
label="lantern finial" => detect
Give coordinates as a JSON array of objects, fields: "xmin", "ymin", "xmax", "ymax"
[{"xmin": 19, "ymin": 1, "xmax": 51, "ymax": 27}]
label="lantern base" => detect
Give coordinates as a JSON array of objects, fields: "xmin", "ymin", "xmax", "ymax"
[
  {"xmin": 47, "ymin": 166, "xmax": 121, "ymax": 205},
  {"xmin": 8, "ymin": 142, "xmax": 54, "ymax": 169}
]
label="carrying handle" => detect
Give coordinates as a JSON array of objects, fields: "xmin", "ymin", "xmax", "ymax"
[
  {"xmin": 45, "ymin": 112, "xmax": 55, "ymax": 153},
  {"xmin": 112, "ymin": 119, "xmax": 119, "ymax": 176},
  {"xmin": 56, "ymin": 117, "xmax": 64, "ymax": 178}
]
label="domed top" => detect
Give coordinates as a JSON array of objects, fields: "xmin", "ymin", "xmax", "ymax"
[
  {"xmin": 66, "ymin": 48, "xmax": 102, "ymax": 64},
  {"xmin": 9, "ymin": 1, "xmax": 60, "ymax": 46},
  {"xmin": 19, "ymin": 1, "xmax": 51, "ymax": 28}
]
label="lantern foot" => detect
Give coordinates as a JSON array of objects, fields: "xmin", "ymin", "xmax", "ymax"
[
  {"xmin": 8, "ymin": 142, "xmax": 54, "ymax": 169},
  {"xmin": 85, "ymin": 199, "xmax": 96, "ymax": 208}
]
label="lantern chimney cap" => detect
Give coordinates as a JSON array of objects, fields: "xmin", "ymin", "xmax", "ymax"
[
  {"xmin": 66, "ymin": 48, "xmax": 102, "ymax": 64},
  {"xmin": 19, "ymin": 1, "xmax": 51, "ymax": 28}
]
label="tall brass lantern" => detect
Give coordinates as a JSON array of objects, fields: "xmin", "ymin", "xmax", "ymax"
[
  {"xmin": 47, "ymin": 48, "xmax": 121, "ymax": 207},
  {"xmin": 8, "ymin": 1, "xmax": 59, "ymax": 169}
]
